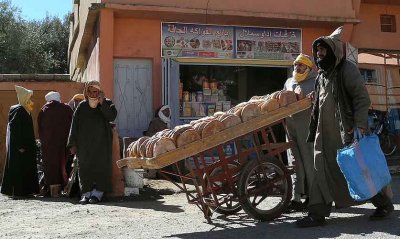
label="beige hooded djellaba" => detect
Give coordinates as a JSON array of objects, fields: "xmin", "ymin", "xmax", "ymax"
[{"xmin": 307, "ymin": 28, "xmax": 371, "ymax": 210}]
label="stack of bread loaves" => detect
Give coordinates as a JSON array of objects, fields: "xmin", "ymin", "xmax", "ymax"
[{"xmin": 126, "ymin": 90, "xmax": 299, "ymax": 159}]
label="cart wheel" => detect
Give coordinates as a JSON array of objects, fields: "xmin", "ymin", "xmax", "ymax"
[
  {"xmin": 203, "ymin": 163, "xmax": 242, "ymax": 215},
  {"xmin": 238, "ymin": 156, "xmax": 292, "ymax": 221}
]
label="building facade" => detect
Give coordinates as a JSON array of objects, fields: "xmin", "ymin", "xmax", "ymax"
[{"xmin": 68, "ymin": 0, "xmax": 400, "ymax": 138}]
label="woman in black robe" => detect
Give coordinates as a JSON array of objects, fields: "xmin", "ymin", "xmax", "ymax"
[{"xmin": 1, "ymin": 85, "xmax": 39, "ymax": 198}]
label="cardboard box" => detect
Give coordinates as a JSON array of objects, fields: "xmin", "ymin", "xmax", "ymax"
[
  {"xmin": 218, "ymin": 95, "xmax": 227, "ymax": 101},
  {"xmin": 211, "ymin": 95, "xmax": 219, "ymax": 102},
  {"xmin": 203, "ymin": 89, "xmax": 211, "ymax": 95},
  {"xmin": 199, "ymin": 104, "xmax": 207, "ymax": 116},
  {"xmin": 209, "ymin": 104, "xmax": 216, "ymax": 116},
  {"xmin": 216, "ymin": 101, "xmax": 223, "ymax": 112}
]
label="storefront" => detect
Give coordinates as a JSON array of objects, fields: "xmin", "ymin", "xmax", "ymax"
[{"xmin": 161, "ymin": 22, "xmax": 302, "ymax": 126}]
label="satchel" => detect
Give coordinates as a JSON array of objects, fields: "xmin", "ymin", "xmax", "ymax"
[{"xmin": 336, "ymin": 129, "xmax": 391, "ymax": 201}]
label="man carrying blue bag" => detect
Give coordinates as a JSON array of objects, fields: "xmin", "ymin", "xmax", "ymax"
[{"xmin": 296, "ymin": 27, "xmax": 394, "ymax": 228}]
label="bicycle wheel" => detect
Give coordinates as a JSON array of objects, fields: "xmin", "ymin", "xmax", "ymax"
[
  {"xmin": 380, "ymin": 132, "xmax": 397, "ymax": 156},
  {"xmin": 238, "ymin": 156, "xmax": 292, "ymax": 221}
]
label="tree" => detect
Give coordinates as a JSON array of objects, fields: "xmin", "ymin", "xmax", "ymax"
[
  {"xmin": 0, "ymin": 0, "xmax": 25, "ymax": 73},
  {"xmin": 0, "ymin": 0, "xmax": 69, "ymax": 74}
]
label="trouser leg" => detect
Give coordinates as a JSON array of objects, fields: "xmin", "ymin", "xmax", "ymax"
[
  {"xmin": 308, "ymin": 181, "xmax": 332, "ymax": 218},
  {"xmin": 370, "ymin": 185, "xmax": 392, "ymax": 208}
]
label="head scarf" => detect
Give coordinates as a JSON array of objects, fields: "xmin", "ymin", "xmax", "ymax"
[
  {"xmin": 15, "ymin": 85, "xmax": 34, "ymax": 112},
  {"xmin": 45, "ymin": 91, "xmax": 61, "ymax": 102},
  {"xmin": 84, "ymin": 81, "xmax": 102, "ymax": 99},
  {"xmin": 294, "ymin": 53, "xmax": 313, "ymax": 68},
  {"xmin": 84, "ymin": 81, "xmax": 102, "ymax": 108},
  {"xmin": 15, "ymin": 85, "xmax": 33, "ymax": 106},
  {"xmin": 312, "ymin": 26, "xmax": 344, "ymax": 71},
  {"xmin": 72, "ymin": 94, "xmax": 85, "ymax": 101},
  {"xmin": 158, "ymin": 105, "xmax": 171, "ymax": 128},
  {"xmin": 315, "ymin": 40, "xmax": 335, "ymax": 71},
  {"xmin": 293, "ymin": 54, "xmax": 314, "ymax": 82}
]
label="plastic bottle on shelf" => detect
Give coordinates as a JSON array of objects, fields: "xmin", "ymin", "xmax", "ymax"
[{"xmin": 196, "ymin": 91, "xmax": 203, "ymax": 102}]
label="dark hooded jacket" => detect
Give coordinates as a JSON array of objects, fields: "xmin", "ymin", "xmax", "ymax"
[{"xmin": 307, "ymin": 28, "xmax": 371, "ymax": 144}]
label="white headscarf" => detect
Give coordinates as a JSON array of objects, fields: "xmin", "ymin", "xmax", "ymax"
[
  {"xmin": 158, "ymin": 105, "xmax": 171, "ymax": 128},
  {"xmin": 45, "ymin": 91, "xmax": 61, "ymax": 102}
]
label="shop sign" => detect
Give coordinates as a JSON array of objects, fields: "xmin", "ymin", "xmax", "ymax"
[
  {"xmin": 236, "ymin": 26, "xmax": 302, "ymax": 60},
  {"xmin": 162, "ymin": 23, "xmax": 302, "ymax": 61},
  {"xmin": 162, "ymin": 23, "xmax": 234, "ymax": 59}
]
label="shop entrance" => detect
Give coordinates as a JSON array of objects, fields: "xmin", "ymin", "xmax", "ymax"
[
  {"xmin": 179, "ymin": 64, "xmax": 290, "ymax": 165},
  {"xmin": 180, "ymin": 64, "xmax": 288, "ymax": 107}
]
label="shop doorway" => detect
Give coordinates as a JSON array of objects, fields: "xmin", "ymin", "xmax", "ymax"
[
  {"xmin": 179, "ymin": 65, "xmax": 288, "ymax": 105},
  {"xmin": 163, "ymin": 63, "xmax": 289, "ymax": 164}
]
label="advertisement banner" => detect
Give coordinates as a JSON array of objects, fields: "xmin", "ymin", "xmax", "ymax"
[
  {"xmin": 235, "ymin": 27, "xmax": 302, "ymax": 60},
  {"xmin": 162, "ymin": 23, "xmax": 234, "ymax": 59}
]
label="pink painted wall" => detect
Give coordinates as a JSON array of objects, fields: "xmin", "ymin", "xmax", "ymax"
[
  {"xmin": 99, "ymin": 9, "xmax": 115, "ymax": 99},
  {"xmin": 107, "ymin": 17, "xmax": 335, "ymax": 110},
  {"xmin": 0, "ymin": 81, "xmax": 84, "ymax": 180},
  {"xmin": 0, "ymin": 82, "xmax": 84, "ymax": 103},
  {"xmin": 104, "ymin": 0, "xmax": 357, "ymax": 20},
  {"xmin": 352, "ymin": 3, "xmax": 400, "ymax": 50},
  {"xmin": 86, "ymin": 22, "xmax": 100, "ymax": 83},
  {"xmin": 113, "ymin": 18, "xmax": 162, "ymax": 109}
]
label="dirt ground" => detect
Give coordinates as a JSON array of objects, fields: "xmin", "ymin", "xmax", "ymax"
[
  {"xmin": 0, "ymin": 179, "xmax": 205, "ymax": 238},
  {"xmin": 0, "ymin": 178, "xmax": 399, "ymax": 239}
]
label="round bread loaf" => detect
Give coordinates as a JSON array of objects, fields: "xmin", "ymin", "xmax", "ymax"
[
  {"xmin": 201, "ymin": 120, "xmax": 224, "ymax": 138},
  {"xmin": 139, "ymin": 137, "xmax": 151, "ymax": 158},
  {"xmin": 167, "ymin": 124, "xmax": 193, "ymax": 143},
  {"xmin": 176, "ymin": 128, "xmax": 201, "ymax": 147},
  {"xmin": 270, "ymin": 90, "xmax": 281, "ymax": 100},
  {"xmin": 213, "ymin": 111, "xmax": 225, "ymax": 118},
  {"xmin": 294, "ymin": 86, "xmax": 305, "ymax": 100},
  {"xmin": 145, "ymin": 137, "xmax": 159, "ymax": 158},
  {"xmin": 219, "ymin": 113, "xmax": 241, "ymax": 129},
  {"xmin": 278, "ymin": 90, "xmax": 297, "ymax": 106},
  {"xmin": 260, "ymin": 98, "xmax": 280, "ymax": 112},
  {"xmin": 126, "ymin": 140, "xmax": 136, "ymax": 157},
  {"xmin": 240, "ymin": 102, "xmax": 261, "ymax": 122},
  {"xmin": 153, "ymin": 137, "xmax": 176, "ymax": 157},
  {"xmin": 133, "ymin": 136, "xmax": 149, "ymax": 157}
]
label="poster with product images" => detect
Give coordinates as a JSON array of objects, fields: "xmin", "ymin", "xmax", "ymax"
[
  {"xmin": 235, "ymin": 26, "xmax": 302, "ymax": 60},
  {"xmin": 162, "ymin": 23, "xmax": 234, "ymax": 59}
]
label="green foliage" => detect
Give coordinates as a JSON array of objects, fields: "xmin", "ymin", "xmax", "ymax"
[{"xmin": 0, "ymin": 0, "xmax": 69, "ymax": 74}]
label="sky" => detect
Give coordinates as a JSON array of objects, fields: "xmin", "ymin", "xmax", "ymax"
[{"xmin": 11, "ymin": 0, "xmax": 72, "ymax": 20}]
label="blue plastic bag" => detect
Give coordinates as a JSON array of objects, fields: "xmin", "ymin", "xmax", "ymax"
[{"xmin": 336, "ymin": 129, "xmax": 391, "ymax": 201}]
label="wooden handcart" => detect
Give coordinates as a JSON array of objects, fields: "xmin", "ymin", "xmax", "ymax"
[{"xmin": 117, "ymin": 99, "xmax": 311, "ymax": 222}]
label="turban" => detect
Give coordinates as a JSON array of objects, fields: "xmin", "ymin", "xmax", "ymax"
[
  {"xmin": 45, "ymin": 91, "xmax": 61, "ymax": 102},
  {"xmin": 294, "ymin": 54, "xmax": 313, "ymax": 68}
]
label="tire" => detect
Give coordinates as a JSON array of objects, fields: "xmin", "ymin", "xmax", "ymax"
[
  {"xmin": 238, "ymin": 156, "xmax": 292, "ymax": 221},
  {"xmin": 380, "ymin": 132, "xmax": 397, "ymax": 156},
  {"xmin": 203, "ymin": 162, "xmax": 242, "ymax": 215}
]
